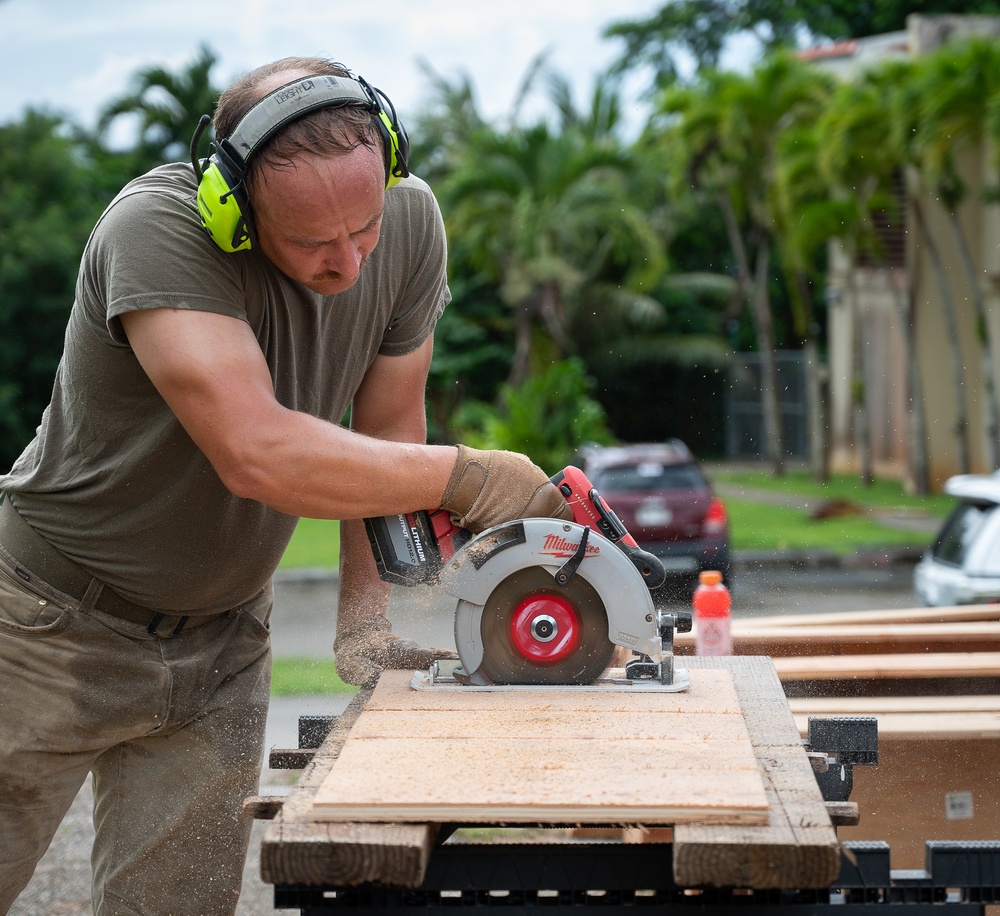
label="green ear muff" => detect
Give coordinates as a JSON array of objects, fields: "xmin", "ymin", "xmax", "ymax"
[
  {"xmin": 190, "ymin": 73, "xmax": 410, "ymax": 253},
  {"xmin": 196, "ymin": 161, "xmax": 253, "ymax": 253}
]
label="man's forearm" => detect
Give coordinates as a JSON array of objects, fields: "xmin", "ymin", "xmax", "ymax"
[{"xmin": 336, "ymin": 517, "xmax": 391, "ymax": 632}]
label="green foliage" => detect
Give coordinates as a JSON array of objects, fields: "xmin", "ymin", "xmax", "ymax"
[
  {"xmin": 0, "ymin": 111, "xmax": 125, "ymax": 468},
  {"xmin": 453, "ymin": 359, "xmax": 615, "ymax": 475},
  {"xmin": 97, "ymin": 44, "xmax": 221, "ymax": 172},
  {"xmin": 605, "ymin": 0, "xmax": 1000, "ymax": 90}
]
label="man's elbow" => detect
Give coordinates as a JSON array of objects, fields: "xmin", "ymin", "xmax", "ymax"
[{"xmin": 213, "ymin": 451, "xmax": 282, "ymax": 505}]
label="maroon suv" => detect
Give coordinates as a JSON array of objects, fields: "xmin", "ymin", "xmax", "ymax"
[{"xmin": 576, "ymin": 440, "xmax": 731, "ymax": 589}]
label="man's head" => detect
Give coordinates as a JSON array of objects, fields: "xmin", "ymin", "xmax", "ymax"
[
  {"xmin": 196, "ymin": 58, "xmax": 408, "ymax": 293},
  {"xmin": 212, "ymin": 58, "xmax": 392, "ymax": 197}
]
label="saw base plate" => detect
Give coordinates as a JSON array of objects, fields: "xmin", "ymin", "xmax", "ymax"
[{"xmin": 409, "ymin": 666, "xmax": 691, "ymax": 693}]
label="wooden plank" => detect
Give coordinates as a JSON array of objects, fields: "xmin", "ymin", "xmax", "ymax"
[
  {"xmin": 773, "ymin": 651, "xmax": 1000, "ymax": 681},
  {"xmin": 790, "ymin": 695, "xmax": 1000, "ymax": 715},
  {"xmin": 261, "ymin": 656, "xmax": 838, "ymax": 891},
  {"xmin": 794, "ymin": 710, "xmax": 1000, "ymax": 738},
  {"xmin": 675, "ymin": 622, "xmax": 1000, "ymax": 657},
  {"xmin": 310, "ymin": 668, "xmax": 769, "ymax": 825},
  {"xmin": 789, "ymin": 695, "xmax": 1000, "ymax": 739},
  {"xmin": 673, "ymin": 656, "xmax": 841, "ymax": 890},
  {"xmin": 730, "ymin": 604, "xmax": 1000, "ymax": 630},
  {"xmin": 260, "ymin": 688, "xmax": 439, "ymax": 888}
]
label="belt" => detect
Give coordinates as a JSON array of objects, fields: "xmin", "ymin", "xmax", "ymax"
[{"xmin": 0, "ymin": 498, "xmax": 221, "ymax": 636}]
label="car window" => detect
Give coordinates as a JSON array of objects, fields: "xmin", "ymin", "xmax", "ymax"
[
  {"xmin": 592, "ymin": 463, "xmax": 705, "ymax": 492},
  {"xmin": 933, "ymin": 501, "xmax": 992, "ymax": 565}
]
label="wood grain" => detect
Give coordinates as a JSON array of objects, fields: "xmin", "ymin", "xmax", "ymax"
[
  {"xmin": 673, "ymin": 656, "xmax": 841, "ymax": 889},
  {"xmin": 311, "ymin": 668, "xmax": 769, "ymax": 825},
  {"xmin": 260, "ymin": 687, "xmax": 439, "ymax": 888},
  {"xmin": 773, "ymin": 651, "xmax": 1000, "ymax": 680}
]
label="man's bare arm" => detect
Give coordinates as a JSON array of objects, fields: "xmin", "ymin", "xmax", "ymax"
[
  {"xmin": 119, "ymin": 307, "xmax": 455, "ymax": 520},
  {"xmin": 337, "ymin": 338, "xmax": 434, "ymax": 631}
]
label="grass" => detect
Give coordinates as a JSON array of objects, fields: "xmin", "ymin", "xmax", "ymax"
[
  {"xmin": 724, "ymin": 499, "xmax": 937, "ymax": 553},
  {"xmin": 710, "ymin": 466, "xmax": 955, "ymax": 512},
  {"xmin": 278, "ymin": 516, "xmax": 340, "ymax": 570},
  {"xmin": 271, "ymin": 655, "xmax": 357, "ymax": 697},
  {"xmin": 710, "ymin": 466, "xmax": 954, "ymax": 554}
]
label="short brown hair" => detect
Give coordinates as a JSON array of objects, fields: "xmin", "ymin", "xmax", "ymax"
[{"xmin": 213, "ymin": 57, "xmax": 383, "ymax": 189}]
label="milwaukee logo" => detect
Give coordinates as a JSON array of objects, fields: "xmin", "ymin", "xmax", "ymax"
[{"xmin": 541, "ymin": 533, "xmax": 600, "ymax": 558}]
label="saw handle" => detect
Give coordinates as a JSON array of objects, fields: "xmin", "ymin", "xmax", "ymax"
[{"xmin": 551, "ymin": 467, "xmax": 666, "ymax": 590}]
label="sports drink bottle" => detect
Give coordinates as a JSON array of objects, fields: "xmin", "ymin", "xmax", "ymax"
[{"xmin": 693, "ymin": 569, "xmax": 732, "ymax": 656}]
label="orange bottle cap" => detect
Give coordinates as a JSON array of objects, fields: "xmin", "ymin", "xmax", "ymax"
[{"xmin": 699, "ymin": 570, "xmax": 723, "ymax": 586}]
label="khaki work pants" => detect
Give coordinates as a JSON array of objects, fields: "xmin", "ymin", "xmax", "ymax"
[{"xmin": 0, "ymin": 546, "xmax": 272, "ymax": 916}]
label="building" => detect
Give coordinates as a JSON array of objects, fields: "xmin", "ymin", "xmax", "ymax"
[{"xmin": 815, "ymin": 15, "xmax": 1000, "ymax": 490}]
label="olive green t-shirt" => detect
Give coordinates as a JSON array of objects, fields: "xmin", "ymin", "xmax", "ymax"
[{"xmin": 0, "ymin": 163, "xmax": 450, "ymax": 613}]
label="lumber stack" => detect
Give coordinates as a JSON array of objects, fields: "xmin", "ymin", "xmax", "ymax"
[{"xmin": 677, "ymin": 604, "xmax": 1000, "ymax": 869}]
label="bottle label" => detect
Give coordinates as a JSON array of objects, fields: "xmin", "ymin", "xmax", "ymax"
[{"xmin": 696, "ymin": 619, "xmax": 733, "ymax": 656}]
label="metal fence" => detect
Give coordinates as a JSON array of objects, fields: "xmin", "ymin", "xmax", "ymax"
[{"xmin": 725, "ymin": 352, "xmax": 809, "ymax": 460}]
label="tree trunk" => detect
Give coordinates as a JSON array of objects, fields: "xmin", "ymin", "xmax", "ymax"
[
  {"xmin": 889, "ymin": 266, "xmax": 930, "ymax": 495},
  {"xmin": 750, "ymin": 235, "xmax": 785, "ymax": 475},
  {"xmin": 509, "ymin": 301, "xmax": 534, "ymax": 388},
  {"xmin": 719, "ymin": 194, "xmax": 784, "ymax": 474},
  {"xmin": 852, "ymin": 289, "xmax": 873, "ymax": 487},
  {"xmin": 944, "ymin": 206, "xmax": 1000, "ymax": 470},
  {"xmin": 794, "ymin": 271, "xmax": 829, "ymax": 482},
  {"xmin": 843, "ymin": 252, "xmax": 872, "ymax": 486},
  {"xmin": 911, "ymin": 196, "xmax": 971, "ymax": 475}
]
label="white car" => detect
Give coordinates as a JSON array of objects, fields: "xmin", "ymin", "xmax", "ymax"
[{"xmin": 913, "ymin": 471, "xmax": 1000, "ymax": 606}]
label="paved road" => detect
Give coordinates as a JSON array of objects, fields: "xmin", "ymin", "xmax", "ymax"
[{"xmin": 10, "ymin": 559, "xmax": 923, "ymax": 915}]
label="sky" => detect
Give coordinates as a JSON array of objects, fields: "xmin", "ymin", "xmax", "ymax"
[{"xmin": 0, "ymin": 0, "xmax": 664, "ymax": 139}]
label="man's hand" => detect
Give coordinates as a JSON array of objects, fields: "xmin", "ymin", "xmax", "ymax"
[
  {"xmin": 334, "ymin": 615, "xmax": 458, "ymax": 688},
  {"xmin": 440, "ymin": 445, "xmax": 573, "ymax": 533}
]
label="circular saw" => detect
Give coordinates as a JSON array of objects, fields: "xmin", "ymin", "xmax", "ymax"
[{"xmin": 365, "ymin": 466, "xmax": 691, "ymax": 687}]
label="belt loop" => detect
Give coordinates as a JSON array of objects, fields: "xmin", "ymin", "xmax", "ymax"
[
  {"xmin": 80, "ymin": 578, "xmax": 104, "ymax": 613},
  {"xmin": 145, "ymin": 613, "xmax": 191, "ymax": 638}
]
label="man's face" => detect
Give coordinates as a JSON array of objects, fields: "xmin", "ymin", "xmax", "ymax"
[{"xmin": 252, "ymin": 143, "xmax": 385, "ymax": 296}]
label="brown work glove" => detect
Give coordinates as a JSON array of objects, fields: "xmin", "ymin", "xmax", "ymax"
[
  {"xmin": 440, "ymin": 445, "xmax": 573, "ymax": 533},
  {"xmin": 333, "ymin": 615, "xmax": 458, "ymax": 688}
]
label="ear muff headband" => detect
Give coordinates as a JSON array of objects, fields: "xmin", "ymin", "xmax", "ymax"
[{"xmin": 191, "ymin": 73, "xmax": 409, "ymax": 253}]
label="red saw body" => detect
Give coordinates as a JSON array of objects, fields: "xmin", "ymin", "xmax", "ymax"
[{"xmin": 364, "ymin": 467, "xmax": 689, "ymax": 686}]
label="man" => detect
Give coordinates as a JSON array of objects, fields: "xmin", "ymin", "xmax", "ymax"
[{"xmin": 0, "ymin": 57, "xmax": 569, "ymax": 915}]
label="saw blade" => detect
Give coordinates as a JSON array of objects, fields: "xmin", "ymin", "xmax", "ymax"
[{"xmin": 475, "ymin": 566, "xmax": 614, "ymax": 685}]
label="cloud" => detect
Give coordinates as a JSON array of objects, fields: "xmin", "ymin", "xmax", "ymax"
[{"xmin": 0, "ymin": 0, "xmax": 655, "ymax": 128}]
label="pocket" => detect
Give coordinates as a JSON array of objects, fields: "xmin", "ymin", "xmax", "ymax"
[
  {"xmin": 0, "ymin": 557, "xmax": 73, "ymax": 635},
  {"xmin": 238, "ymin": 586, "xmax": 273, "ymax": 641}
]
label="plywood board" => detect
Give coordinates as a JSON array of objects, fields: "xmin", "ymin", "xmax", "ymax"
[
  {"xmin": 773, "ymin": 651, "xmax": 1000, "ymax": 680},
  {"xmin": 310, "ymin": 668, "xmax": 769, "ymax": 825}
]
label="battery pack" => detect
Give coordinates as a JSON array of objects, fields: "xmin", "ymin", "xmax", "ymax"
[{"xmin": 364, "ymin": 510, "xmax": 470, "ymax": 586}]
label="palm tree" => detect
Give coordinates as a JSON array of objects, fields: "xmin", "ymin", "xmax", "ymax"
[
  {"xmin": 772, "ymin": 123, "xmax": 861, "ymax": 482},
  {"xmin": 439, "ymin": 86, "xmax": 663, "ymax": 387},
  {"xmin": 815, "ymin": 67, "xmax": 935, "ymax": 492},
  {"xmin": 879, "ymin": 57, "xmax": 974, "ymax": 477},
  {"xmin": 97, "ymin": 44, "xmax": 221, "ymax": 169},
  {"xmin": 659, "ymin": 53, "xmax": 834, "ymax": 475},
  {"xmin": 914, "ymin": 37, "xmax": 1000, "ymax": 470}
]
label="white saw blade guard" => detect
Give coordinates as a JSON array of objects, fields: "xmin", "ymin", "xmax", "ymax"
[{"xmin": 441, "ymin": 518, "xmax": 662, "ymax": 684}]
